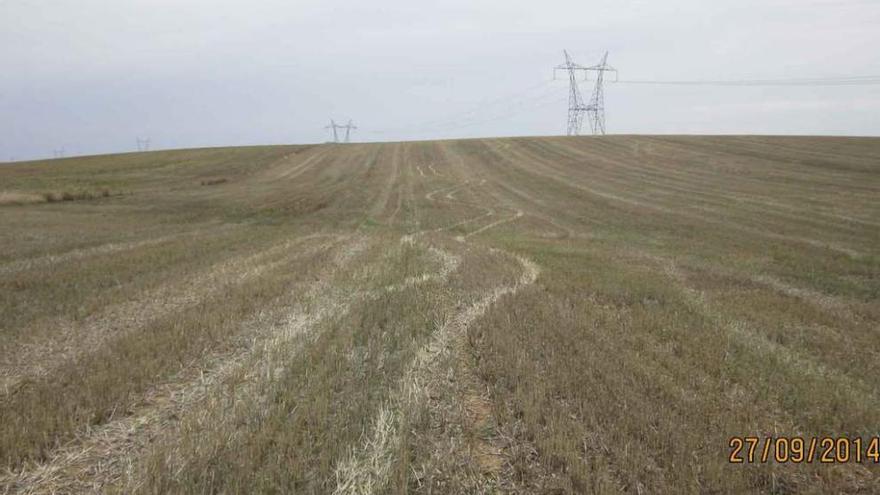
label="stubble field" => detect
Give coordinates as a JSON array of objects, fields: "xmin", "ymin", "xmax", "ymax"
[{"xmin": 0, "ymin": 136, "xmax": 878, "ymax": 494}]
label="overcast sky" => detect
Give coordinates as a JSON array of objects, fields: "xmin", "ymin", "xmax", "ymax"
[{"xmin": 2, "ymin": 0, "xmax": 879, "ymax": 160}]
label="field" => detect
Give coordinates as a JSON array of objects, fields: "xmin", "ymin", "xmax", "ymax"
[{"xmin": 0, "ymin": 136, "xmax": 878, "ymax": 494}]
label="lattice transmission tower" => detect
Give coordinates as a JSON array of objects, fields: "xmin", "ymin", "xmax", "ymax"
[
  {"xmin": 342, "ymin": 120, "xmax": 357, "ymax": 143},
  {"xmin": 325, "ymin": 120, "xmax": 340, "ymax": 143},
  {"xmin": 554, "ymin": 50, "xmax": 617, "ymax": 135},
  {"xmin": 325, "ymin": 120, "xmax": 357, "ymax": 143},
  {"xmin": 554, "ymin": 50, "xmax": 589, "ymax": 136},
  {"xmin": 584, "ymin": 52, "xmax": 617, "ymax": 135}
]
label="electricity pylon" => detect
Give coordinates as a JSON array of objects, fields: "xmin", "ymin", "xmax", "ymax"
[
  {"xmin": 584, "ymin": 52, "xmax": 617, "ymax": 135},
  {"xmin": 554, "ymin": 50, "xmax": 589, "ymax": 136},
  {"xmin": 342, "ymin": 120, "xmax": 357, "ymax": 143},
  {"xmin": 325, "ymin": 120, "xmax": 357, "ymax": 143},
  {"xmin": 325, "ymin": 120, "xmax": 340, "ymax": 143},
  {"xmin": 136, "ymin": 137, "xmax": 150, "ymax": 152},
  {"xmin": 554, "ymin": 50, "xmax": 617, "ymax": 135}
]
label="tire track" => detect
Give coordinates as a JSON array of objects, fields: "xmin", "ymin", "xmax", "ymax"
[
  {"xmin": 4, "ymin": 230, "xmax": 465, "ymax": 494},
  {"xmin": 659, "ymin": 258, "xmax": 880, "ymax": 411},
  {"xmin": 0, "ymin": 225, "xmax": 234, "ymax": 276},
  {"xmin": 369, "ymin": 145, "xmax": 401, "ymax": 221},
  {"xmin": 117, "ymin": 236, "xmax": 460, "ymax": 494},
  {"xmin": 494, "ymin": 142, "xmax": 866, "ymax": 257},
  {"xmin": 0, "ymin": 233, "xmax": 338, "ymax": 397},
  {"xmin": 543, "ymin": 138, "xmax": 878, "ymax": 231},
  {"xmin": 333, "ymin": 250, "xmax": 538, "ymax": 494},
  {"xmin": 0, "ymin": 235, "xmax": 365, "ymax": 495},
  {"xmin": 334, "ymin": 159, "xmax": 539, "ymax": 494},
  {"xmin": 460, "ymin": 210, "xmax": 523, "ymax": 241},
  {"xmin": 267, "ymin": 146, "xmax": 331, "ymax": 181}
]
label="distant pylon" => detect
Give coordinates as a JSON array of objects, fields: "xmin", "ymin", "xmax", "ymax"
[
  {"xmin": 554, "ymin": 50, "xmax": 617, "ymax": 136},
  {"xmin": 325, "ymin": 120, "xmax": 340, "ymax": 143},
  {"xmin": 324, "ymin": 119, "xmax": 357, "ymax": 143},
  {"xmin": 554, "ymin": 50, "xmax": 589, "ymax": 136},
  {"xmin": 343, "ymin": 120, "xmax": 357, "ymax": 143},
  {"xmin": 584, "ymin": 52, "xmax": 617, "ymax": 135},
  {"xmin": 136, "ymin": 137, "xmax": 151, "ymax": 152}
]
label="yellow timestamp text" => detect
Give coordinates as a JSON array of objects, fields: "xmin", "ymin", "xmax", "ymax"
[{"xmin": 728, "ymin": 436, "xmax": 880, "ymax": 464}]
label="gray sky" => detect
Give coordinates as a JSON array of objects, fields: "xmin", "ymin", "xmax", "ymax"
[{"xmin": 2, "ymin": 0, "xmax": 879, "ymax": 160}]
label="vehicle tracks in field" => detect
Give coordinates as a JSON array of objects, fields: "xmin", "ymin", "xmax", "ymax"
[
  {"xmin": 334, "ymin": 163, "xmax": 539, "ymax": 494},
  {"xmin": 0, "ymin": 233, "xmax": 340, "ymax": 397},
  {"xmin": 0, "ymin": 235, "xmax": 365, "ymax": 494},
  {"xmin": 0, "ymin": 224, "xmax": 236, "ymax": 277}
]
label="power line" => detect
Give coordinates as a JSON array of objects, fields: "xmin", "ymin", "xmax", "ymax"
[
  {"xmin": 416, "ymin": 87, "xmax": 563, "ymax": 132},
  {"xmin": 615, "ymin": 75, "xmax": 880, "ymax": 87},
  {"xmin": 419, "ymin": 91, "xmax": 567, "ymax": 133},
  {"xmin": 338, "ymin": 59, "xmax": 878, "ymax": 142},
  {"xmin": 370, "ymin": 86, "xmax": 565, "ymax": 137},
  {"xmin": 417, "ymin": 79, "xmax": 556, "ymax": 129},
  {"xmin": 366, "ymin": 79, "xmax": 557, "ymax": 136}
]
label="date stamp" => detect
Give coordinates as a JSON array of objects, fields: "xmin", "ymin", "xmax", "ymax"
[{"xmin": 729, "ymin": 436, "xmax": 880, "ymax": 464}]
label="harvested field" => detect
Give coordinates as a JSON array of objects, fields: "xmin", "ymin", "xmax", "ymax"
[{"xmin": 0, "ymin": 136, "xmax": 878, "ymax": 494}]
